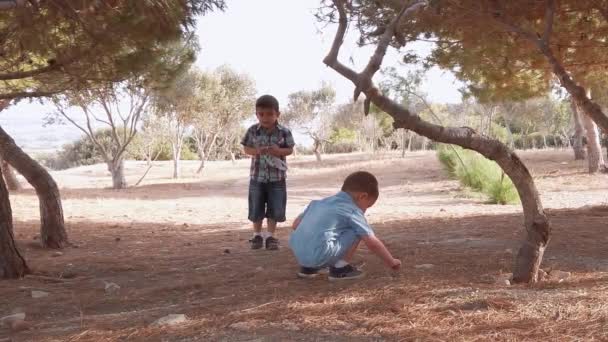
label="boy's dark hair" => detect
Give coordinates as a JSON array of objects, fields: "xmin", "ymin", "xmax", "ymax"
[
  {"xmin": 256, "ymin": 95, "xmax": 280, "ymax": 112},
  {"xmin": 341, "ymin": 171, "xmax": 379, "ymax": 198}
]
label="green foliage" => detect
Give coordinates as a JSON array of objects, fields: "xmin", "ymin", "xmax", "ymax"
[
  {"xmin": 0, "ymin": 1, "xmax": 225, "ymax": 100},
  {"xmin": 329, "ymin": 128, "xmax": 357, "ymax": 144},
  {"xmin": 41, "ymin": 128, "xmax": 201, "ymax": 170},
  {"xmin": 436, "ymin": 147, "xmax": 458, "ymax": 177},
  {"xmin": 40, "ymin": 129, "xmax": 115, "ymax": 170},
  {"xmin": 436, "ymin": 145, "xmax": 520, "ymax": 205}
]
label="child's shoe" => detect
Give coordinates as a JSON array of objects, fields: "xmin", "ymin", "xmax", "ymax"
[
  {"xmin": 249, "ymin": 235, "xmax": 264, "ymax": 250},
  {"xmin": 328, "ymin": 264, "xmax": 364, "ymax": 281},
  {"xmin": 265, "ymin": 236, "xmax": 279, "ymax": 250},
  {"xmin": 297, "ymin": 266, "xmax": 321, "ymax": 278}
]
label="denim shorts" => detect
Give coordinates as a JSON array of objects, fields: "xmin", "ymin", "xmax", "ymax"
[{"xmin": 248, "ymin": 179, "xmax": 287, "ymax": 222}]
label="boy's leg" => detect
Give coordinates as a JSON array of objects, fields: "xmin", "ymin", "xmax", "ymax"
[
  {"xmin": 248, "ymin": 180, "xmax": 266, "ymax": 250},
  {"xmin": 265, "ymin": 180, "xmax": 286, "ymax": 250},
  {"xmin": 328, "ymin": 235, "xmax": 365, "ymax": 281},
  {"xmin": 342, "ymin": 239, "xmax": 361, "ymax": 263}
]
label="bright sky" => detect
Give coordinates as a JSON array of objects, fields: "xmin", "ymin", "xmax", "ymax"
[{"xmin": 0, "ymin": 0, "xmax": 462, "ymax": 151}]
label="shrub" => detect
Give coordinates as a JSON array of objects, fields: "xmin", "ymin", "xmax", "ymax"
[{"xmin": 436, "ymin": 144, "xmax": 520, "ymax": 205}]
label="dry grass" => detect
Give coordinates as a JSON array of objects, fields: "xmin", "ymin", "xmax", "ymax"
[{"xmin": 1, "ymin": 150, "xmax": 608, "ymax": 341}]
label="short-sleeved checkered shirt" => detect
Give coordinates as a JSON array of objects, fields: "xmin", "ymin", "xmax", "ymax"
[{"xmin": 241, "ymin": 123, "xmax": 295, "ymax": 183}]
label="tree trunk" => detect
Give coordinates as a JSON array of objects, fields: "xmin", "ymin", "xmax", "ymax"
[
  {"xmin": 0, "ymin": 127, "xmax": 67, "ymax": 248},
  {"xmin": 172, "ymin": 140, "xmax": 182, "ymax": 179},
  {"xmin": 0, "ymin": 156, "xmax": 21, "ymax": 191},
  {"xmin": 313, "ymin": 140, "xmax": 322, "ymax": 162},
  {"xmin": 109, "ymin": 159, "xmax": 127, "ymax": 189},
  {"xmin": 401, "ymin": 130, "xmax": 407, "ymax": 157},
  {"xmin": 323, "ymin": 1, "xmax": 549, "ymax": 283},
  {"xmin": 503, "ymin": 116, "xmax": 515, "ymax": 149},
  {"xmin": 571, "ymin": 100, "xmax": 586, "ymax": 160},
  {"xmin": 230, "ymin": 152, "xmax": 236, "ymax": 164},
  {"xmin": 196, "ymin": 151, "xmax": 206, "ymax": 174},
  {"xmin": 0, "ymin": 162, "xmax": 29, "ymax": 279},
  {"xmin": 407, "ymin": 131, "xmax": 413, "ymax": 151},
  {"xmin": 582, "ymin": 113, "xmax": 604, "ymax": 173},
  {"xmin": 537, "ymin": 44, "xmax": 608, "ymax": 134}
]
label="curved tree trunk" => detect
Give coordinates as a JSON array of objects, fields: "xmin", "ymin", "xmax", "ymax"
[
  {"xmin": 0, "ymin": 156, "xmax": 21, "ymax": 191},
  {"xmin": 323, "ymin": 0, "xmax": 550, "ymax": 283},
  {"xmin": 582, "ymin": 113, "xmax": 604, "ymax": 173},
  {"xmin": 108, "ymin": 159, "xmax": 127, "ymax": 189},
  {"xmin": 0, "ymin": 127, "xmax": 67, "ymax": 248},
  {"xmin": 571, "ymin": 100, "xmax": 587, "ymax": 160},
  {"xmin": 0, "ymin": 162, "xmax": 29, "ymax": 279}
]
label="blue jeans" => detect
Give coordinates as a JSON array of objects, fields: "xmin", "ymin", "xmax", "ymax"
[{"xmin": 248, "ymin": 180, "xmax": 287, "ymax": 223}]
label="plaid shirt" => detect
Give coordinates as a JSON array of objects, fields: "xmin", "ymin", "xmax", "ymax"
[{"xmin": 241, "ymin": 123, "xmax": 295, "ymax": 183}]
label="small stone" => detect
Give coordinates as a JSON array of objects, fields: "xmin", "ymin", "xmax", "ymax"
[
  {"xmin": 255, "ymin": 266, "xmax": 263, "ymax": 271},
  {"xmin": 439, "ymin": 208, "xmax": 446, "ymax": 212},
  {"xmin": 152, "ymin": 314, "xmax": 188, "ymax": 326},
  {"xmin": 32, "ymin": 235, "xmax": 39, "ymax": 241},
  {"xmin": 505, "ymin": 248, "xmax": 513, "ymax": 254},
  {"xmin": 104, "ymin": 282, "xmax": 121, "ymax": 294},
  {"xmin": 184, "ymin": 242, "xmax": 193, "ymax": 246},
  {"xmin": 51, "ymin": 251, "xmax": 63, "ymax": 257},
  {"xmin": 183, "ymin": 223, "xmax": 190, "ymax": 228},
  {"xmin": 223, "ymin": 249, "xmax": 230, "ymax": 254},
  {"xmin": 414, "ymin": 264, "xmax": 434, "ymax": 269},
  {"xmin": 115, "ymin": 237, "xmax": 121, "ymax": 242},
  {"xmin": 31, "ymin": 290, "xmax": 49, "ymax": 298}
]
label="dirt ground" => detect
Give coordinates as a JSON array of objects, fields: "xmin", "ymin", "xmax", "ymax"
[{"xmin": 1, "ymin": 149, "xmax": 608, "ymax": 341}]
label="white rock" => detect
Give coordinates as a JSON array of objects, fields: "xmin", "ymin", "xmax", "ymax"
[
  {"xmin": 31, "ymin": 290, "xmax": 49, "ymax": 299},
  {"xmin": 494, "ymin": 273, "xmax": 512, "ymax": 285},
  {"xmin": 255, "ymin": 266, "xmax": 263, "ymax": 271},
  {"xmin": 414, "ymin": 264, "xmax": 435, "ymax": 269},
  {"xmin": 152, "ymin": 314, "xmax": 188, "ymax": 326},
  {"xmin": 0, "ymin": 312, "xmax": 25, "ymax": 326},
  {"xmin": 549, "ymin": 270, "xmax": 571, "ymax": 282},
  {"xmin": 52, "ymin": 251, "xmax": 63, "ymax": 257},
  {"xmin": 104, "ymin": 282, "xmax": 121, "ymax": 294}
]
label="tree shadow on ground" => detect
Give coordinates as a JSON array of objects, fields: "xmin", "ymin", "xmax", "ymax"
[{"xmin": 2, "ymin": 205, "xmax": 607, "ymax": 341}]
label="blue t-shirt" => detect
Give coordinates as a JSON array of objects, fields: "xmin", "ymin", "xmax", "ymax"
[{"xmin": 288, "ymin": 191, "xmax": 375, "ymax": 267}]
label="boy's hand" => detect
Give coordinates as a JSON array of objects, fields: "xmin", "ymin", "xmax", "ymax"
[
  {"xmin": 257, "ymin": 146, "xmax": 269, "ymax": 155},
  {"xmin": 390, "ymin": 258, "xmax": 401, "ymax": 271},
  {"xmin": 268, "ymin": 144, "xmax": 281, "ymax": 156}
]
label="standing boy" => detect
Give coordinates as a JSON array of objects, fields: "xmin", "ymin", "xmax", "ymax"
[{"xmin": 241, "ymin": 95, "xmax": 295, "ymax": 250}]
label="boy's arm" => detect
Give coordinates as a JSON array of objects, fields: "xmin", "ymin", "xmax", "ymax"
[
  {"xmin": 243, "ymin": 146, "xmax": 261, "ymax": 156},
  {"xmin": 241, "ymin": 127, "xmax": 261, "ymax": 156},
  {"xmin": 268, "ymin": 129, "xmax": 295, "ymax": 157},
  {"xmin": 292, "ymin": 215, "xmax": 302, "ymax": 230},
  {"xmin": 361, "ymin": 235, "xmax": 401, "ymax": 270},
  {"xmin": 268, "ymin": 145, "xmax": 293, "ymax": 157}
]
